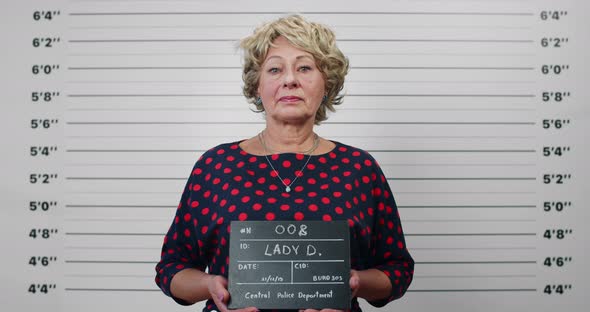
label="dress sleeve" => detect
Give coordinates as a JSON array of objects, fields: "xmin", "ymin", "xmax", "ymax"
[
  {"xmin": 366, "ymin": 157, "xmax": 414, "ymax": 307},
  {"xmin": 155, "ymin": 162, "xmax": 207, "ymax": 305}
]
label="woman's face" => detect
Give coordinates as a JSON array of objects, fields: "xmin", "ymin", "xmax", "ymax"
[{"xmin": 257, "ymin": 36, "xmax": 326, "ymax": 125}]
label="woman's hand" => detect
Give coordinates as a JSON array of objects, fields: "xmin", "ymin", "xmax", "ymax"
[{"xmin": 207, "ymin": 275, "xmax": 258, "ymax": 312}]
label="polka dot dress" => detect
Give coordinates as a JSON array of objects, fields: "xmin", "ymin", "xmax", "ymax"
[{"xmin": 155, "ymin": 141, "xmax": 414, "ymax": 311}]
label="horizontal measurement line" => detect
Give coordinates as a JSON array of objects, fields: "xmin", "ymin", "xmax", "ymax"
[
  {"xmin": 68, "ymin": 38, "xmax": 533, "ymax": 43},
  {"xmin": 415, "ymin": 261, "xmax": 536, "ymax": 264},
  {"xmin": 65, "ymin": 232, "xmax": 164, "ymax": 236},
  {"xmin": 68, "ymin": 11, "xmax": 534, "ymax": 16},
  {"xmin": 67, "ymin": 94, "xmax": 535, "ymax": 98},
  {"xmin": 408, "ymin": 289, "xmax": 536, "ymax": 292},
  {"xmin": 388, "ymin": 177, "xmax": 535, "ymax": 181},
  {"xmin": 65, "ymin": 232, "xmax": 535, "ymax": 237},
  {"xmin": 66, "ymin": 260, "xmax": 156, "ymax": 264},
  {"xmin": 406, "ymin": 233, "xmax": 536, "ymax": 236},
  {"xmin": 64, "ymin": 149, "xmax": 536, "ymax": 153},
  {"xmin": 67, "ymin": 66, "xmax": 534, "ymax": 70},
  {"xmin": 66, "ymin": 205, "xmax": 174, "ymax": 208},
  {"xmin": 398, "ymin": 205, "xmax": 536, "ymax": 208},
  {"xmin": 65, "ymin": 288, "xmax": 160, "ymax": 292},
  {"xmin": 65, "ymin": 121, "xmax": 535, "ymax": 125},
  {"xmin": 66, "ymin": 177, "xmax": 185, "ymax": 180},
  {"xmin": 65, "ymin": 177, "xmax": 535, "ymax": 181}
]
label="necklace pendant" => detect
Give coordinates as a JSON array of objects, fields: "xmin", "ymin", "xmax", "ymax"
[{"xmin": 285, "ymin": 186, "xmax": 291, "ymax": 193}]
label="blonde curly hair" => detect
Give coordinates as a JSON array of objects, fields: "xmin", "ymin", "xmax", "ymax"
[{"xmin": 239, "ymin": 15, "xmax": 349, "ymax": 124}]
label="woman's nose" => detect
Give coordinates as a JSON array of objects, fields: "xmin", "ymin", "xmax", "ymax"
[{"xmin": 282, "ymin": 69, "xmax": 299, "ymax": 88}]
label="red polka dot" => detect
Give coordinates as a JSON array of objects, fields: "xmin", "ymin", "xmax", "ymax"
[
  {"xmin": 307, "ymin": 178, "xmax": 316, "ymax": 184},
  {"xmin": 267, "ymin": 197, "xmax": 277, "ymax": 204},
  {"xmin": 184, "ymin": 229, "xmax": 190, "ymax": 237},
  {"xmin": 294, "ymin": 198, "xmax": 304, "ymax": 204},
  {"xmin": 307, "ymin": 163, "xmax": 316, "ymax": 170},
  {"xmin": 322, "ymin": 214, "xmax": 332, "ymax": 221},
  {"xmin": 333, "ymin": 191, "xmax": 342, "ymax": 198},
  {"xmin": 183, "ymin": 213, "xmax": 191, "ymax": 222},
  {"xmin": 394, "ymin": 270, "xmax": 401, "ymax": 277},
  {"xmin": 308, "ymin": 204, "xmax": 318, "ymax": 212},
  {"xmin": 282, "ymin": 160, "xmax": 291, "ymax": 168},
  {"xmin": 296, "ymin": 154, "xmax": 305, "ymax": 160},
  {"xmin": 244, "ymin": 181, "xmax": 253, "ymax": 188},
  {"xmin": 257, "ymin": 177, "xmax": 266, "ymax": 184},
  {"xmin": 386, "ymin": 237, "xmax": 394, "ymax": 244},
  {"xmin": 253, "ymin": 203, "xmax": 262, "ymax": 211},
  {"xmin": 233, "ymin": 176, "xmax": 242, "ymax": 182},
  {"xmin": 226, "ymin": 155, "xmax": 235, "ymax": 161},
  {"xmin": 364, "ymin": 159, "xmax": 373, "ymax": 166},
  {"xmin": 294, "ymin": 186, "xmax": 304, "ymax": 192},
  {"xmin": 193, "ymin": 168, "xmax": 203, "ymax": 175},
  {"xmin": 280, "ymin": 204, "xmax": 290, "ymax": 211},
  {"xmin": 190, "ymin": 201, "xmax": 199, "ymax": 208},
  {"xmin": 397, "ymin": 241, "xmax": 404, "ymax": 249},
  {"xmin": 265, "ymin": 212, "xmax": 275, "ymax": 220},
  {"xmin": 201, "ymin": 207, "xmax": 209, "ymax": 215},
  {"xmin": 335, "ymin": 207, "xmax": 343, "ymax": 214},
  {"xmin": 241, "ymin": 196, "xmax": 250, "ymax": 203},
  {"xmin": 321, "ymin": 197, "xmax": 330, "ymax": 204},
  {"xmin": 200, "ymin": 226, "xmax": 208, "ymax": 235},
  {"xmin": 192, "ymin": 184, "xmax": 202, "ymax": 191},
  {"xmin": 238, "ymin": 213, "xmax": 248, "ymax": 221},
  {"xmin": 294, "ymin": 212, "xmax": 304, "ymax": 221},
  {"xmin": 228, "ymin": 205, "xmax": 236, "ymax": 213}
]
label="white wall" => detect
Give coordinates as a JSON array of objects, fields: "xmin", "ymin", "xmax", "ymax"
[{"xmin": 1, "ymin": 0, "xmax": 587, "ymax": 311}]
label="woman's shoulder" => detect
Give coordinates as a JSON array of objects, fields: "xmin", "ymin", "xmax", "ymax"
[
  {"xmin": 194, "ymin": 140, "xmax": 245, "ymax": 164},
  {"xmin": 331, "ymin": 141, "xmax": 374, "ymax": 158}
]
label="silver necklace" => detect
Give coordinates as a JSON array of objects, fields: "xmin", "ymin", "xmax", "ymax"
[{"xmin": 258, "ymin": 131, "xmax": 319, "ymax": 193}]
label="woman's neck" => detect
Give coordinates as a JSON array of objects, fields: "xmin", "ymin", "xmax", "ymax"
[{"xmin": 262, "ymin": 123, "xmax": 316, "ymax": 154}]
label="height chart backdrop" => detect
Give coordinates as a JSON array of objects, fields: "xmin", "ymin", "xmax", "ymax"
[{"xmin": 1, "ymin": 0, "xmax": 588, "ymax": 311}]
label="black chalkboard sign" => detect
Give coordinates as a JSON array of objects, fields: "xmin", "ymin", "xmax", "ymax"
[{"xmin": 228, "ymin": 221, "xmax": 351, "ymax": 309}]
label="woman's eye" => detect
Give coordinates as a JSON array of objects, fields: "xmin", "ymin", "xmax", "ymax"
[
  {"xmin": 299, "ymin": 65, "xmax": 312, "ymax": 72},
  {"xmin": 268, "ymin": 67, "xmax": 280, "ymax": 73}
]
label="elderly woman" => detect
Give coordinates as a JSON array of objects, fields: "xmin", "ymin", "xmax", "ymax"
[{"xmin": 155, "ymin": 15, "xmax": 414, "ymax": 312}]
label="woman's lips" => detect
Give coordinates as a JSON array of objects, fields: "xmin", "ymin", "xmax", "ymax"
[{"xmin": 279, "ymin": 96, "xmax": 303, "ymax": 102}]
